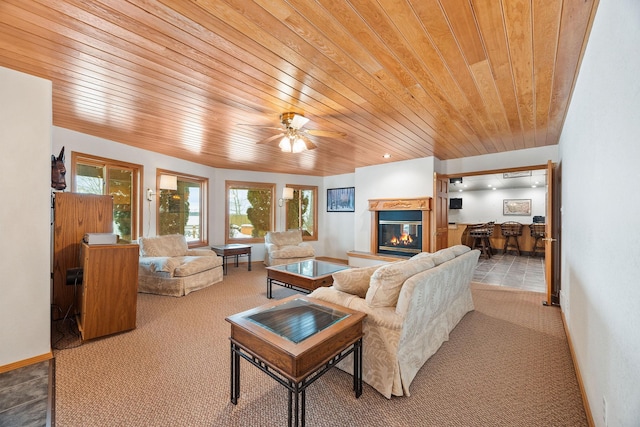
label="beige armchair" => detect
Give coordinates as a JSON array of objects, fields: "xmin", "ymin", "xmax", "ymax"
[
  {"xmin": 138, "ymin": 234, "xmax": 223, "ymax": 296},
  {"xmin": 264, "ymin": 230, "xmax": 315, "ymax": 266}
]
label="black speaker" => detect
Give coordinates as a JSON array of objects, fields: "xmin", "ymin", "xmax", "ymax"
[
  {"xmin": 449, "ymin": 177, "xmax": 463, "ymax": 184},
  {"xmin": 66, "ymin": 267, "xmax": 83, "ymax": 286}
]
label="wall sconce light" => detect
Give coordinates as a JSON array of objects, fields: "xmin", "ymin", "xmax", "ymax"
[
  {"xmin": 147, "ymin": 174, "xmax": 178, "ymax": 201},
  {"xmin": 278, "ymin": 187, "xmax": 294, "ymax": 207}
]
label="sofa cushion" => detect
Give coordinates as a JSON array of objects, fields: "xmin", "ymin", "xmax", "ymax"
[
  {"xmin": 267, "ymin": 229, "xmax": 303, "ymax": 246},
  {"xmin": 269, "ymin": 245, "xmax": 315, "ymax": 259},
  {"xmin": 365, "ymin": 256, "xmax": 436, "ymax": 308},
  {"xmin": 450, "ymin": 244, "xmax": 471, "ymax": 256},
  {"xmin": 431, "ymin": 248, "xmax": 456, "ymax": 265},
  {"xmin": 139, "ymin": 234, "xmax": 188, "ymax": 257},
  {"xmin": 332, "ymin": 265, "xmax": 380, "ymax": 298},
  {"xmin": 173, "ymin": 256, "xmax": 223, "ymax": 277}
]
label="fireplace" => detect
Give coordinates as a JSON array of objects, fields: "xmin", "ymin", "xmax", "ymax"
[
  {"xmin": 377, "ymin": 210, "xmax": 422, "ymax": 256},
  {"xmin": 369, "ymin": 197, "xmax": 431, "ymax": 257}
]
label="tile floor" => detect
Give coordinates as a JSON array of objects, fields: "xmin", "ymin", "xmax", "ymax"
[
  {"xmin": 473, "ymin": 252, "xmax": 546, "ymax": 293},
  {"xmin": 0, "ymin": 360, "xmax": 52, "ymax": 427}
]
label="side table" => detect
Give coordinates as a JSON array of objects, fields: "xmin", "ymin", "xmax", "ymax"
[{"xmin": 211, "ymin": 244, "xmax": 252, "ymax": 275}]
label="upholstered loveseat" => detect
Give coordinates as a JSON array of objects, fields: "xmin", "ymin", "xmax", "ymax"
[
  {"xmin": 309, "ymin": 245, "xmax": 480, "ymax": 398},
  {"xmin": 263, "ymin": 229, "xmax": 315, "ymax": 266},
  {"xmin": 137, "ymin": 234, "xmax": 223, "ymax": 297}
]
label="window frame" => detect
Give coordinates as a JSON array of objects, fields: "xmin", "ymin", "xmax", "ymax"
[
  {"xmin": 71, "ymin": 151, "xmax": 143, "ymax": 242},
  {"xmin": 284, "ymin": 184, "xmax": 319, "ymax": 241},
  {"xmin": 225, "ymin": 181, "xmax": 276, "ymax": 244},
  {"xmin": 156, "ymin": 169, "xmax": 208, "ymax": 248}
]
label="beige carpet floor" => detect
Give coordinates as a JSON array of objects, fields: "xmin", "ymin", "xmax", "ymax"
[{"xmin": 53, "ymin": 264, "xmax": 587, "ymax": 426}]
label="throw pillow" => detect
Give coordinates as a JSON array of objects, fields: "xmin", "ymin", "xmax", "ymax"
[
  {"xmin": 365, "ymin": 257, "xmax": 435, "ymax": 307},
  {"xmin": 332, "ymin": 265, "xmax": 379, "ymax": 298}
]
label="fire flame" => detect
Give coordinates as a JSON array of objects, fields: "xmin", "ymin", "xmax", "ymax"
[{"xmin": 390, "ymin": 232, "xmax": 413, "ymax": 246}]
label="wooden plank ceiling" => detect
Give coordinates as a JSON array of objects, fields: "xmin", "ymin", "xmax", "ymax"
[{"xmin": 0, "ymin": 0, "xmax": 597, "ymax": 176}]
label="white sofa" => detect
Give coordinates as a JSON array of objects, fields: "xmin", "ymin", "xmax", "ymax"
[
  {"xmin": 137, "ymin": 234, "xmax": 223, "ymax": 297},
  {"xmin": 309, "ymin": 245, "xmax": 480, "ymax": 398},
  {"xmin": 263, "ymin": 229, "xmax": 315, "ymax": 266}
]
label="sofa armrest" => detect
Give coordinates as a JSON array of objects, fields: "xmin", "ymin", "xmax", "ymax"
[
  {"xmin": 264, "ymin": 242, "xmax": 280, "ymax": 252},
  {"xmin": 310, "ymin": 287, "xmax": 402, "ymax": 330},
  {"xmin": 139, "ymin": 256, "xmax": 180, "ymax": 274},
  {"xmin": 346, "ymin": 298, "xmax": 403, "ymax": 330}
]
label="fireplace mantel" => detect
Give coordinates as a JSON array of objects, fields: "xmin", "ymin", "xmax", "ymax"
[
  {"xmin": 368, "ymin": 197, "xmax": 432, "ymax": 255},
  {"xmin": 368, "ymin": 197, "xmax": 431, "ymax": 211}
]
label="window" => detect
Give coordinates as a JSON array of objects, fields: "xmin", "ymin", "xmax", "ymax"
[
  {"xmin": 71, "ymin": 152, "xmax": 142, "ymax": 242},
  {"xmin": 226, "ymin": 181, "xmax": 275, "ymax": 243},
  {"xmin": 285, "ymin": 185, "xmax": 318, "ymax": 241},
  {"xmin": 157, "ymin": 170, "xmax": 208, "ymax": 247}
]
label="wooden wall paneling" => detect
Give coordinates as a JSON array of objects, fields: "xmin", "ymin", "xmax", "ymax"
[{"xmin": 52, "ymin": 192, "xmax": 113, "ymax": 320}]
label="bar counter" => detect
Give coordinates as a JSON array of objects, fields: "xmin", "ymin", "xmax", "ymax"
[{"xmin": 448, "ymin": 223, "xmax": 544, "ymax": 255}]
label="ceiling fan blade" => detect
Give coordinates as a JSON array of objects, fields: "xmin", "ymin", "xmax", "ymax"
[
  {"xmin": 257, "ymin": 133, "xmax": 285, "ymax": 145},
  {"xmin": 303, "ymin": 129, "xmax": 347, "ymax": 138},
  {"xmin": 300, "ymin": 135, "xmax": 317, "ymax": 150},
  {"xmin": 290, "ymin": 114, "xmax": 310, "ymax": 129}
]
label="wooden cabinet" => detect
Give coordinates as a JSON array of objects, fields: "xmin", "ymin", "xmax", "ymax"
[
  {"xmin": 52, "ymin": 193, "xmax": 113, "ymax": 320},
  {"xmin": 78, "ymin": 242, "xmax": 139, "ymax": 341}
]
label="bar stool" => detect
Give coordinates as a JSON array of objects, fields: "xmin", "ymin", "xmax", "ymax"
[
  {"xmin": 469, "ymin": 222, "xmax": 494, "ymax": 259},
  {"xmin": 501, "ymin": 221, "xmax": 523, "ymax": 256},
  {"xmin": 530, "ymin": 223, "xmax": 546, "ymax": 257}
]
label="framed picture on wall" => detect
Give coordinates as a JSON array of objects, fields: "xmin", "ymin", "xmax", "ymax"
[
  {"xmin": 503, "ymin": 199, "xmax": 532, "ymax": 216},
  {"xmin": 327, "ymin": 187, "xmax": 355, "ymax": 212}
]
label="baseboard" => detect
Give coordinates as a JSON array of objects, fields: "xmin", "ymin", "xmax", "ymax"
[
  {"xmin": 561, "ymin": 311, "xmax": 595, "ymax": 427},
  {"xmin": 0, "ymin": 351, "xmax": 53, "ymax": 374}
]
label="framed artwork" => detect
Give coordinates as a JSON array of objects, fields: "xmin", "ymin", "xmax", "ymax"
[
  {"xmin": 503, "ymin": 199, "xmax": 531, "ymax": 216},
  {"xmin": 327, "ymin": 187, "xmax": 355, "ymax": 212}
]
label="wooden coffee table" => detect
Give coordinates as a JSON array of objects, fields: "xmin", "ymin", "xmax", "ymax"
[
  {"xmin": 210, "ymin": 244, "xmax": 251, "ymax": 275},
  {"xmin": 265, "ymin": 259, "xmax": 349, "ymax": 298},
  {"xmin": 226, "ymin": 295, "xmax": 366, "ymax": 427}
]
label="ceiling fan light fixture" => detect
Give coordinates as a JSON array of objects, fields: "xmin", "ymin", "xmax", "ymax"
[
  {"xmin": 279, "ymin": 136, "xmax": 292, "ymax": 152},
  {"xmin": 292, "ymin": 137, "xmax": 306, "ymax": 153}
]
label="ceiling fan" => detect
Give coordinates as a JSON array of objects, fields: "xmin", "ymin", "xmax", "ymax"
[{"xmin": 247, "ymin": 112, "xmax": 347, "ymax": 153}]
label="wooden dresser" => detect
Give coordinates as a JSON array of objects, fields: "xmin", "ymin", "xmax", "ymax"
[{"xmin": 78, "ymin": 242, "xmax": 139, "ymax": 341}]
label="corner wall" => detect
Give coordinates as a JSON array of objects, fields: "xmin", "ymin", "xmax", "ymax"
[
  {"xmin": 558, "ymin": 1, "xmax": 640, "ymax": 425},
  {"xmin": 0, "ymin": 67, "xmax": 52, "ymax": 367}
]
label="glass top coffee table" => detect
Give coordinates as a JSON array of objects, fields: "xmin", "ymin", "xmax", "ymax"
[
  {"xmin": 226, "ymin": 295, "xmax": 366, "ymax": 427},
  {"xmin": 265, "ymin": 259, "xmax": 350, "ymax": 299}
]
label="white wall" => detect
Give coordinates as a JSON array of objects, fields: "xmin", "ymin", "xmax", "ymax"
[
  {"xmin": 322, "ymin": 173, "xmax": 355, "ymax": 259},
  {"xmin": 558, "ymin": 1, "xmax": 640, "ymax": 425},
  {"xmin": 0, "ymin": 67, "xmax": 52, "ymax": 367},
  {"xmin": 448, "ymin": 187, "xmax": 546, "ymax": 224},
  {"xmin": 353, "ymin": 157, "xmax": 435, "ymax": 252},
  {"xmin": 440, "ymin": 145, "xmax": 558, "ymax": 175}
]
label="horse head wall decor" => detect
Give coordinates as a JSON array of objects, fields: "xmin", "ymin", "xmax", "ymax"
[{"xmin": 51, "ymin": 146, "xmax": 67, "ymax": 191}]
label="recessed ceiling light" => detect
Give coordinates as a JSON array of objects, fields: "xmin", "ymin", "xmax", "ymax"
[
  {"xmin": 487, "ymin": 184, "xmax": 492, "ymax": 188},
  {"xmin": 532, "ymin": 185, "xmax": 537, "ymax": 188},
  {"xmin": 492, "ymin": 187, "xmax": 497, "ymax": 190},
  {"xmin": 458, "ymin": 189, "xmax": 463, "ymax": 192},
  {"xmin": 382, "ymin": 153, "xmax": 391, "ymax": 159}
]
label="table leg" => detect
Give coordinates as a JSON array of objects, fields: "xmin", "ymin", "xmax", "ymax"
[
  {"xmin": 267, "ymin": 277, "xmax": 273, "ymax": 299},
  {"xmin": 230, "ymin": 342, "xmax": 240, "ymax": 404},
  {"xmin": 222, "ymin": 256, "xmax": 228, "ymax": 275},
  {"xmin": 234, "ymin": 254, "xmax": 239, "ymax": 267},
  {"xmin": 354, "ymin": 338, "xmax": 363, "ymax": 398},
  {"xmin": 289, "ymin": 381, "xmax": 302, "ymax": 427},
  {"xmin": 248, "ymin": 251, "xmax": 252, "ymax": 271}
]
